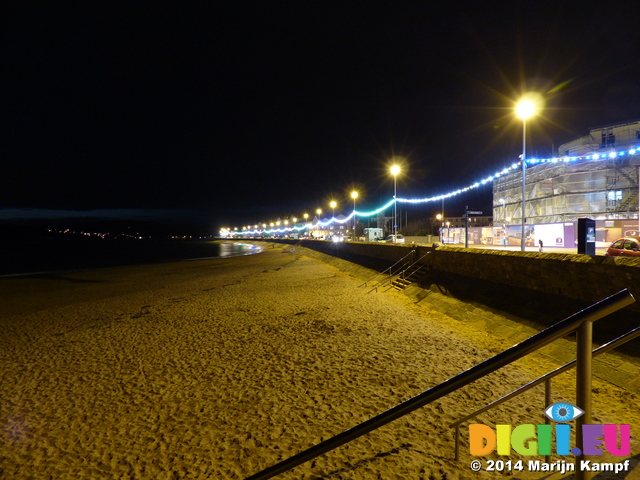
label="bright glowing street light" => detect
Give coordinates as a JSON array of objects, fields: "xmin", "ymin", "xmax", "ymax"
[
  {"xmin": 316, "ymin": 209, "xmax": 322, "ymax": 237},
  {"xmin": 516, "ymin": 97, "xmax": 538, "ymax": 251},
  {"xmin": 329, "ymin": 200, "xmax": 337, "ymax": 218},
  {"xmin": 390, "ymin": 164, "xmax": 401, "ymax": 240},
  {"xmin": 516, "ymin": 100, "xmax": 535, "ymax": 121},
  {"xmin": 351, "ymin": 191, "xmax": 358, "ymax": 241}
]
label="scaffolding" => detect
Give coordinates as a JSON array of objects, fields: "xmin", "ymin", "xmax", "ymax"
[{"xmin": 493, "ymin": 154, "xmax": 640, "ymax": 225}]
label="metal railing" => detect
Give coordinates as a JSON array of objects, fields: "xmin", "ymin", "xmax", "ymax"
[
  {"xmin": 244, "ymin": 289, "xmax": 635, "ymax": 480},
  {"xmin": 383, "ymin": 251, "xmax": 431, "ymax": 291},
  {"xmin": 358, "ymin": 249, "xmax": 416, "ymax": 291},
  {"xmin": 450, "ymin": 324, "xmax": 640, "ymax": 462}
]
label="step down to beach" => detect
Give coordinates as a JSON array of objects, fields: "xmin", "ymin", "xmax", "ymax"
[{"xmin": 389, "ymin": 264, "xmax": 427, "ymax": 290}]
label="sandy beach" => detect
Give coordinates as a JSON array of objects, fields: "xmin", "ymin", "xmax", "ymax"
[{"xmin": 1, "ymin": 244, "xmax": 639, "ymax": 479}]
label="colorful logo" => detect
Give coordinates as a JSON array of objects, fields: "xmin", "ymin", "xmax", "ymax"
[{"xmin": 469, "ymin": 402, "xmax": 630, "ymax": 457}]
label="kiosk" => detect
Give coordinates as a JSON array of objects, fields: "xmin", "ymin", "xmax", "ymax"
[{"xmin": 577, "ymin": 218, "xmax": 596, "ymax": 255}]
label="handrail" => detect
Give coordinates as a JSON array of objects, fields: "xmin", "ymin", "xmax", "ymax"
[
  {"xmin": 359, "ymin": 249, "xmax": 415, "ymax": 288},
  {"xmin": 383, "ymin": 251, "xmax": 431, "ymax": 291},
  {"xmin": 449, "ymin": 324, "xmax": 640, "ymax": 460},
  {"xmin": 450, "ymin": 325, "xmax": 640, "ymax": 428},
  {"xmin": 244, "ymin": 289, "xmax": 635, "ymax": 480}
]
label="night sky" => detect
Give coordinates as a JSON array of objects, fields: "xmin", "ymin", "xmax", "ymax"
[{"xmin": 3, "ymin": 2, "xmax": 640, "ymax": 233}]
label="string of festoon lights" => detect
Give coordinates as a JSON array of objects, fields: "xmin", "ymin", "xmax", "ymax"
[{"xmin": 221, "ymin": 146, "xmax": 640, "ymax": 236}]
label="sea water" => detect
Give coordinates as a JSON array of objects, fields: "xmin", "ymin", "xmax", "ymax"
[{"xmin": 0, "ymin": 239, "xmax": 262, "ymax": 277}]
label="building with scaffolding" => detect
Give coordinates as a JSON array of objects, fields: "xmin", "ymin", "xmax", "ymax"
[{"xmin": 490, "ymin": 121, "xmax": 640, "ymax": 246}]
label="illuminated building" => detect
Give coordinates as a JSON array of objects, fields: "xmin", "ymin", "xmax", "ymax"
[{"xmin": 493, "ymin": 121, "xmax": 640, "ymax": 226}]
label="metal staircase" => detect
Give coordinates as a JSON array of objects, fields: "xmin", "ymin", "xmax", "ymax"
[
  {"xmin": 361, "ymin": 251, "xmax": 431, "ymax": 293},
  {"xmin": 389, "ymin": 261, "xmax": 428, "ymax": 290}
]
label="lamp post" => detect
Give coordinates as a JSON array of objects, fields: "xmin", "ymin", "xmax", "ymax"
[
  {"xmin": 390, "ymin": 165, "xmax": 400, "ymax": 241},
  {"xmin": 316, "ymin": 208, "xmax": 322, "ymax": 238},
  {"xmin": 351, "ymin": 191, "xmax": 358, "ymax": 241},
  {"xmin": 329, "ymin": 201, "xmax": 337, "ymax": 237},
  {"xmin": 436, "ymin": 213, "xmax": 443, "ymax": 243},
  {"xmin": 516, "ymin": 99, "xmax": 536, "ymax": 252}
]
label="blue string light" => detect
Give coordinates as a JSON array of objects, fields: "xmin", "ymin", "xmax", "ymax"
[{"xmin": 227, "ymin": 145, "xmax": 640, "ymax": 236}]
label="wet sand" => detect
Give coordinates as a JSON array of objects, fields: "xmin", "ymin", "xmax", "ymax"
[{"xmin": 1, "ymin": 245, "xmax": 639, "ymax": 479}]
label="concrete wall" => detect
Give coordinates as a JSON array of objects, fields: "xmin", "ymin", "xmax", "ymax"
[{"xmin": 402, "ymin": 236, "xmax": 434, "ymax": 245}]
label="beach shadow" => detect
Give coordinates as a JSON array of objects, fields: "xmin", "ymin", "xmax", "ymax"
[{"xmin": 309, "ymin": 443, "xmax": 423, "ymax": 479}]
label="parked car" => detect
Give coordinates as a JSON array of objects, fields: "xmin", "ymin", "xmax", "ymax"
[
  {"xmin": 604, "ymin": 236, "xmax": 640, "ymax": 257},
  {"xmin": 385, "ymin": 234, "xmax": 405, "ymax": 244}
]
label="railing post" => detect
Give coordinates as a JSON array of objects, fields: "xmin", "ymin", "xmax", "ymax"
[
  {"xmin": 544, "ymin": 378, "xmax": 551, "ymax": 464},
  {"xmin": 575, "ymin": 320, "xmax": 593, "ymax": 480},
  {"xmin": 454, "ymin": 424, "xmax": 460, "ymax": 462}
]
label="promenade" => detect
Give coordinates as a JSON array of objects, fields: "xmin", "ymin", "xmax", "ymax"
[{"xmin": 1, "ymin": 245, "xmax": 638, "ymax": 479}]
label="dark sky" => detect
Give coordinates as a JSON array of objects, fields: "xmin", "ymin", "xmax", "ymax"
[{"xmin": 3, "ymin": 2, "xmax": 640, "ymax": 232}]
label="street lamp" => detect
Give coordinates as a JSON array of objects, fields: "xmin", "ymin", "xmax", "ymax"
[
  {"xmin": 516, "ymin": 98, "xmax": 537, "ymax": 251},
  {"xmin": 499, "ymin": 197, "xmax": 506, "ymax": 246},
  {"xmin": 436, "ymin": 213, "xmax": 443, "ymax": 243},
  {"xmin": 316, "ymin": 209, "xmax": 322, "ymax": 238},
  {"xmin": 329, "ymin": 201, "xmax": 337, "ymax": 218},
  {"xmin": 329, "ymin": 201, "xmax": 337, "ymax": 236},
  {"xmin": 390, "ymin": 164, "xmax": 401, "ymax": 241},
  {"xmin": 351, "ymin": 191, "xmax": 358, "ymax": 241},
  {"xmin": 441, "ymin": 195, "xmax": 445, "ymax": 235}
]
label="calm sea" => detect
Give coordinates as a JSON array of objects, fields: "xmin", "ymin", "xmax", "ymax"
[{"xmin": 0, "ymin": 239, "xmax": 262, "ymax": 277}]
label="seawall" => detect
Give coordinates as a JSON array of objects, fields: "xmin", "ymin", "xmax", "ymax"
[{"xmin": 264, "ymin": 240, "xmax": 640, "ymax": 306}]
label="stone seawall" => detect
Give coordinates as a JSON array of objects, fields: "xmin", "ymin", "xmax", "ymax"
[
  {"xmin": 428, "ymin": 246, "xmax": 640, "ymax": 309},
  {"xmin": 273, "ymin": 239, "xmax": 640, "ymax": 309}
]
